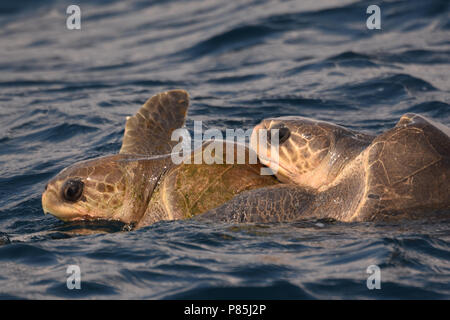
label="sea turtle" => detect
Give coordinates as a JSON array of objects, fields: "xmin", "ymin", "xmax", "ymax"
[
  {"xmin": 199, "ymin": 113, "xmax": 450, "ymax": 222},
  {"xmin": 41, "ymin": 90, "xmax": 279, "ymax": 228}
]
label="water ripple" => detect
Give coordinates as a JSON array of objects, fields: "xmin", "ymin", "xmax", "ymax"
[{"xmin": 0, "ymin": 0, "xmax": 449, "ymax": 299}]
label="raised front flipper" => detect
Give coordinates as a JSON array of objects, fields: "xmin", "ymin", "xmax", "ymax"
[
  {"xmin": 195, "ymin": 185, "xmax": 316, "ymax": 223},
  {"xmin": 120, "ymin": 89, "xmax": 189, "ymax": 156}
]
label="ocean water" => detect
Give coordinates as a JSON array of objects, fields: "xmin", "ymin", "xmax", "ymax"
[{"xmin": 0, "ymin": 0, "xmax": 449, "ymax": 299}]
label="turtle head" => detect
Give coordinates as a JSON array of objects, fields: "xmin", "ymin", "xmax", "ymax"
[
  {"xmin": 42, "ymin": 155, "xmax": 128, "ymax": 222},
  {"xmin": 251, "ymin": 116, "xmax": 373, "ymax": 189},
  {"xmin": 41, "ymin": 89, "xmax": 190, "ymax": 225}
]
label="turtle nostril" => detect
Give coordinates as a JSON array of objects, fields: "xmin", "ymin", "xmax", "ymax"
[{"xmin": 44, "ymin": 184, "xmax": 48, "ymax": 191}]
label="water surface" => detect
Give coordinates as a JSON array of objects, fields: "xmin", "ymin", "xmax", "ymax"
[{"xmin": 0, "ymin": 0, "xmax": 449, "ymax": 299}]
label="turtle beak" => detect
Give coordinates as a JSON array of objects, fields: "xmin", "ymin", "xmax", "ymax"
[
  {"xmin": 41, "ymin": 184, "xmax": 60, "ymax": 217},
  {"xmin": 41, "ymin": 190, "xmax": 50, "ymax": 215},
  {"xmin": 250, "ymin": 123, "xmax": 266, "ymax": 153},
  {"xmin": 41, "ymin": 183, "xmax": 93, "ymax": 221},
  {"xmin": 250, "ymin": 122, "xmax": 276, "ymax": 163}
]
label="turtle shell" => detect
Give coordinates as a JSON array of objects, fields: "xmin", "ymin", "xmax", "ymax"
[{"xmin": 137, "ymin": 141, "xmax": 280, "ymax": 226}]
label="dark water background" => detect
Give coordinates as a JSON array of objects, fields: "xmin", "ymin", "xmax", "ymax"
[{"xmin": 0, "ymin": 0, "xmax": 449, "ymax": 299}]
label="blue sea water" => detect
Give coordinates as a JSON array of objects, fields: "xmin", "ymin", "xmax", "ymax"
[{"xmin": 0, "ymin": 0, "xmax": 449, "ymax": 299}]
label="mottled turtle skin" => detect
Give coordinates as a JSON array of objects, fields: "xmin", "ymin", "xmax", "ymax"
[
  {"xmin": 42, "ymin": 90, "xmax": 278, "ymax": 227},
  {"xmin": 200, "ymin": 114, "xmax": 450, "ymax": 222}
]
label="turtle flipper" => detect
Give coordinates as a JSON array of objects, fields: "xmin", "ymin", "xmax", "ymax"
[
  {"xmin": 119, "ymin": 89, "xmax": 189, "ymax": 156},
  {"xmin": 195, "ymin": 185, "xmax": 315, "ymax": 223}
]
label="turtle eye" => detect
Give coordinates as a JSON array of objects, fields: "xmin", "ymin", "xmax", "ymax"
[
  {"xmin": 268, "ymin": 126, "xmax": 291, "ymax": 145},
  {"xmin": 62, "ymin": 179, "xmax": 84, "ymax": 202}
]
